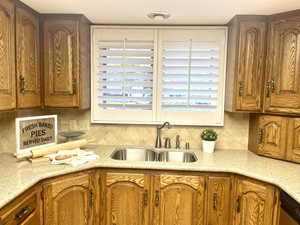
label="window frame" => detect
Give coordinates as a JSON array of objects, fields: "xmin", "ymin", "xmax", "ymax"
[{"xmin": 91, "ymin": 26, "xmax": 228, "ymax": 126}]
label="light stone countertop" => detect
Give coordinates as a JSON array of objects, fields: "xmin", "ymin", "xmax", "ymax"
[{"xmin": 1, "ymin": 145, "xmax": 300, "ymax": 208}]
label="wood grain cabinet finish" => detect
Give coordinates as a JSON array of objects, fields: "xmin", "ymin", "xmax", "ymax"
[
  {"xmin": 42, "ymin": 172, "xmax": 95, "ymax": 225},
  {"xmin": 264, "ymin": 13, "xmax": 300, "ymax": 114},
  {"xmin": 249, "ymin": 115, "xmax": 288, "ymax": 160},
  {"xmin": 0, "ymin": 186, "xmax": 42, "ymax": 225},
  {"xmin": 207, "ymin": 176, "xmax": 232, "ymax": 225},
  {"xmin": 286, "ymin": 118, "xmax": 300, "ymax": 163},
  {"xmin": 234, "ymin": 177, "xmax": 278, "ymax": 225},
  {"xmin": 153, "ymin": 174, "xmax": 205, "ymax": 225},
  {"xmin": 42, "ymin": 15, "xmax": 90, "ymax": 109},
  {"xmin": 0, "ymin": 0, "xmax": 16, "ymax": 110},
  {"xmin": 99, "ymin": 172, "xmax": 151, "ymax": 225},
  {"xmin": 226, "ymin": 16, "xmax": 267, "ymax": 112},
  {"xmin": 16, "ymin": 5, "xmax": 41, "ymax": 108}
]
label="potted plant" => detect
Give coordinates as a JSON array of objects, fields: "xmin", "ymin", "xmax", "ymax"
[{"xmin": 201, "ymin": 129, "xmax": 218, "ymax": 153}]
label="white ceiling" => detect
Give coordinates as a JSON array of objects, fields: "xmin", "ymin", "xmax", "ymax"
[{"xmin": 21, "ymin": 0, "xmax": 300, "ymax": 24}]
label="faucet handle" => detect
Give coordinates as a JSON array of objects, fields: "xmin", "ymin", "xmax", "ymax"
[
  {"xmin": 185, "ymin": 142, "xmax": 190, "ymax": 150},
  {"xmin": 164, "ymin": 137, "xmax": 171, "ymax": 149},
  {"xmin": 175, "ymin": 135, "xmax": 180, "ymax": 149}
]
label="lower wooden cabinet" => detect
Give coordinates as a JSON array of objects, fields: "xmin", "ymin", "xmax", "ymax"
[
  {"xmin": 153, "ymin": 174, "xmax": 205, "ymax": 225},
  {"xmin": 0, "ymin": 186, "xmax": 42, "ymax": 225},
  {"xmin": 42, "ymin": 171, "xmax": 96, "ymax": 225},
  {"xmin": 0, "ymin": 170, "xmax": 281, "ymax": 225},
  {"xmin": 99, "ymin": 172, "xmax": 151, "ymax": 225},
  {"xmin": 207, "ymin": 175, "xmax": 232, "ymax": 225},
  {"xmin": 233, "ymin": 177, "xmax": 279, "ymax": 225}
]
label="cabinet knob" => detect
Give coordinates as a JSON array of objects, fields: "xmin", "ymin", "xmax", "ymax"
[{"xmin": 15, "ymin": 206, "xmax": 32, "ymax": 220}]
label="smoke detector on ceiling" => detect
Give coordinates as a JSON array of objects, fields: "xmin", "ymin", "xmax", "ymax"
[{"xmin": 147, "ymin": 11, "xmax": 171, "ymax": 20}]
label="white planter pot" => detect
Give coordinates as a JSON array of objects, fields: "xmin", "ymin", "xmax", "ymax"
[{"xmin": 202, "ymin": 140, "xmax": 216, "ymax": 153}]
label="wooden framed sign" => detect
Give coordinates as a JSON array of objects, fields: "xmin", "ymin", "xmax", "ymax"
[{"xmin": 16, "ymin": 115, "xmax": 58, "ymax": 154}]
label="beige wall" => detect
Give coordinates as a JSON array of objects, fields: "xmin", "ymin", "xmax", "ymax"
[{"xmin": 0, "ymin": 110, "xmax": 249, "ymax": 153}]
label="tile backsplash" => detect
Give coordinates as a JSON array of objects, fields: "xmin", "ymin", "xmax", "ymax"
[{"xmin": 0, "ymin": 110, "xmax": 249, "ymax": 153}]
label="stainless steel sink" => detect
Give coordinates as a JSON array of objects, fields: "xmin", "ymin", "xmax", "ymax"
[
  {"xmin": 159, "ymin": 151, "xmax": 197, "ymax": 163},
  {"xmin": 110, "ymin": 148, "xmax": 158, "ymax": 161},
  {"xmin": 110, "ymin": 148, "xmax": 197, "ymax": 163}
]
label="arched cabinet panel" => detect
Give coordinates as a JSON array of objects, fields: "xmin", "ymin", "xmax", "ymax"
[
  {"xmin": 0, "ymin": 0, "xmax": 16, "ymax": 110},
  {"xmin": 43, "ymin": 172, "xmax": 95, "ymax": 225},
  {"xmin": 265, "ymin": 17, "xmax": 300, "ymax": 114},
  {"xmin": 16, "ymin": 6, "xmax": 40, "ymax": 108}
]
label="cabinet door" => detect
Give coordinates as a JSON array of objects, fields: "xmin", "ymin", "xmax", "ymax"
[
  {"xmin": 0, "ymin": 0, "xmax": 16, "ymax": 110},
  {"xmin": 207, "ymin": 176, "xmax": 232, "ymax": 225},
  {"xmin": 264, "ymin": 18, "xmax": 300, "ymax": 114},
  {"xmin": 287, "ymin": 118, "xmax": 300, "ymax": 163},
  {"xmin": 43, "ymin": 172, "xmax": 94, "ymax": 225},
  {"xmin": 236, "ymin": 20, "xmax": 266, "ymax": 111},
  {"xmin": 16, "ymin": 7, "xmax": 40, "ymax": 108},
  {"xmin": 99, "ymin": 172, "xmax": 151, "ymax": 225},
  {"xmin": 43, "ymin": 18, "xmax": 79, "ymax": 107},
  {"xmin": 257, "ymin": 115, "xmax": 287, "ymax": 159},
  {"xmin": 153, "ymin": 174, "xmax": 205, "ymax": 225},
  {"xmin": 234, "ymin": 178, "xmax": 277, "ymax": 225}
]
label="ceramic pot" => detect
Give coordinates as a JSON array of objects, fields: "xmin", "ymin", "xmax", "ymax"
[{"xmin": 202, "ymin": 140, "xmax": 216, "ymax": 153}]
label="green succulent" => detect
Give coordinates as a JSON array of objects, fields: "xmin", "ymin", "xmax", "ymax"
[{"xmin": 201, "ymin": 129, "xmax": 218, "ymax": 141}]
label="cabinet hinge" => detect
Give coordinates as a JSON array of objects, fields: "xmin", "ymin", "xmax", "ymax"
[
  {"xmin": 72, "ymin": 78, "xmax": 77, "ymax": 94},
  {"xmin": 89, "ymin": 190, "xmax": 94, "ymax": 208}
]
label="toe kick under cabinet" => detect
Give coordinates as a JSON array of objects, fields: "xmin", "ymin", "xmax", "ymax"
[{"xmin": 249, "ymin": 114, "xmax": 300, "ymax": 163}]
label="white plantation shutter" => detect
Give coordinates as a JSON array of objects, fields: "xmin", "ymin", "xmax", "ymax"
[
  {"xmin": 91, "ymin": 28, "xmax": 157, "ymax": 123},
  {"xmin": 91, "ymin": 27, "xmax": 227, "ymax": 125},
  {"xmin": 157, "ymin": 29, "xmax": 226, "ymax": 125}
]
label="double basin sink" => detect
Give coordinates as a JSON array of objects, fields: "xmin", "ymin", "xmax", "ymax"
[{"xmin": 110, "ymin": 148, "xmax": 197, "ymax": 163}]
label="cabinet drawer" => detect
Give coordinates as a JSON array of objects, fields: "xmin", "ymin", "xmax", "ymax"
[{"xmin": 0, "ymin": 191, "xmax": 38, "ymax": 225}]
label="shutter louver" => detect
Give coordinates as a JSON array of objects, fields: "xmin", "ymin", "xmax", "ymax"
[
  {"xmin": 161, "ymin": 40, "xmax": 220, "ymax": 112},
  {"xmin": 96, "ymin": 40, "xmax": 154, "ymax": 110}
]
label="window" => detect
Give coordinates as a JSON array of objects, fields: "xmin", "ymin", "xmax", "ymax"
[{"xmin": 91, "ymin": 27, "xmax": 227, "ymax": 126}]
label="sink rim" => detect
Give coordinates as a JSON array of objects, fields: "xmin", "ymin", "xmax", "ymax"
[{"xmin": 110, "ymin": 148, "xmax": 198, "ymax": 163}]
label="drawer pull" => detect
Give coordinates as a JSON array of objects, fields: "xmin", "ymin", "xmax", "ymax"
[{"xmin": 15, "ymin": 206, "xmax": 32, "ymax": 220}]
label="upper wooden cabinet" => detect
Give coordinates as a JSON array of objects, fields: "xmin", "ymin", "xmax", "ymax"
[
  {"xmin": 153, "ymin": 174, "xmax": 205, "ymax": 225},
  {"xmin": 226, "ymin": 16, "xmax": 267, "ymax": 112},
  {"xmin": 249, "ymin": 115, "xmax": 288, "ymax": 160},
  {"xmin": 99, "ymin": 172, "xmax": 151, "ymax": 225},
  {"xmin": 42, "ymin": 14, "xmax": 91, "ymax": 109},
  {"xmin": 0, "ymin": 0, "xmax": 16, "ymax": 111},
  {"xmin": 233, "ymin": 177, "xmax": 279, "ymax": 225},
  {"xmin": 16, "ymin": 4, "xmax": 41, "ymax": 109},
  {"xmin": 264, "ymin": 12, "xmax": 300, "ymax": 114},
  {"xmin": 207, "ymin": 176, "xmax": 232, "ymax": 225},
  {"xmin": 43, "ymin": 171, "xmax": 95, "ymax": 225}
]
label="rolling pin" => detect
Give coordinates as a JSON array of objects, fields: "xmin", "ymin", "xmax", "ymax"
[{"xmin": 15, "ymin": 139, "xmax": 94, "ymax": 159}]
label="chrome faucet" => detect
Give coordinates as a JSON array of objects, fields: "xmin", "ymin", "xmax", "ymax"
[{"xmin": 155, "ymin": 122, "xmax": 171, "ymax": 148}]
